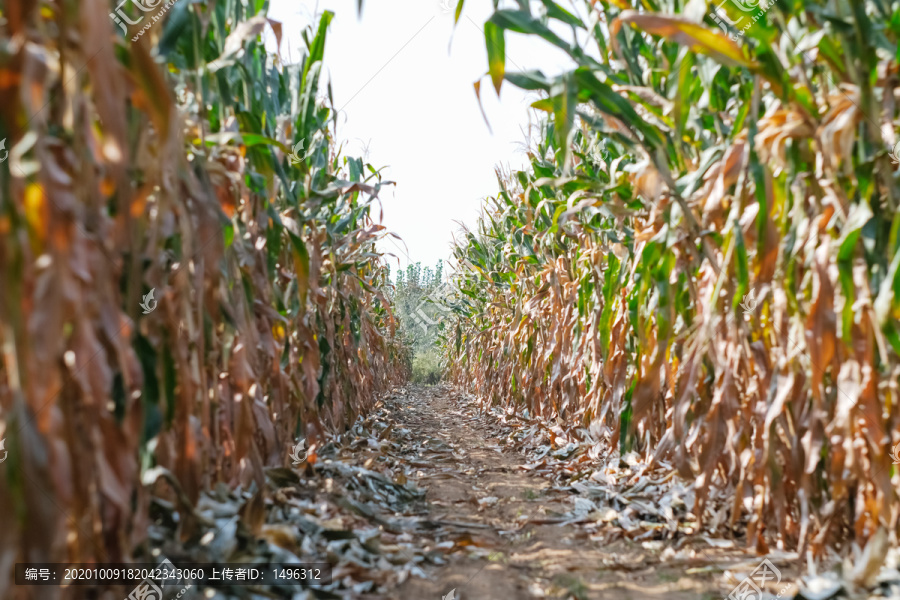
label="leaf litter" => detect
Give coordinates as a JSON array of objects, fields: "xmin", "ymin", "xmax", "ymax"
[{"xmin": 133, "ymin": 384, "xmax": 900, "ymax": 599}]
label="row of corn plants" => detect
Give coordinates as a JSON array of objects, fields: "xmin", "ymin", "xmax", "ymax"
[
  {"xmin": 0, "ymin": 0, "xmax": 405, "ymax": 593},
  {"xmin": 445, "ymin": 0, "xmax": 900, "ymax": 556}
]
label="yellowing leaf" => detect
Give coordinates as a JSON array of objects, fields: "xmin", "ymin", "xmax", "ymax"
[
  {"xmin": 485, "ymin": 21, "xmax": 505, "ymax": 95},
  {"xmin": 615, "ymin": 10, "xmax": 755, "ymax": 69},
  {"xmin": 24, "ymin": 183, "xmax": 47, "ymax": 243}
]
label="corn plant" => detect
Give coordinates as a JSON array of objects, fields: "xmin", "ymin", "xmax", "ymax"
[
  {"xmin": 446, "ymin": 0, "xmax": 900, "ymax": 555},
  {"xmin": 0, "ymin": 0, "xmax": 404, "ymax": 590}
]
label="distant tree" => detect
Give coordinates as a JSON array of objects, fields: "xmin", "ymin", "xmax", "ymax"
[{"xmin": 386, "ymin": 260, "xmax": 447, "ymax": 383}]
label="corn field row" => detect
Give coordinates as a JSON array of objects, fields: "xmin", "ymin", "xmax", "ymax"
[
  {"xmin": 0, "ymin": 1, "xmax": 404, "ymax": 592},
  {"xmin": 445, "ymin": 0, "xmax": 900, "ymax": 556}
]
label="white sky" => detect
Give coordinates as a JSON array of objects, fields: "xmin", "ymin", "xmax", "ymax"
[{"xmin": 265, "ymin": 0, "xmax": 579, "ymax": 274}]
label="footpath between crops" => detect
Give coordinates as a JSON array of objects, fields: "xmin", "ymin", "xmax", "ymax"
[
  {"xmin": 187, "ymin": 383, "xmax": 805, "ymax": 599},
  {"xmin": 385, "ymin": 385, "xmax": 786, "ymax": 600}
]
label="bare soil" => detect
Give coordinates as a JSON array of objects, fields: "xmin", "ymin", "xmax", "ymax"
[{"xmin": 385, "ymin": 385, "xmax": 746, "ymax": 600}]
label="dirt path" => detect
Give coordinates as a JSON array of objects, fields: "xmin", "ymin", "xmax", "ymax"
[
  {"xmin": 154, "ymin": 383, "xmax": 799, "ymax": 599},
  {"xmin": 383, "ymin": 385, "xmax": 744, "ymax": 600}
]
